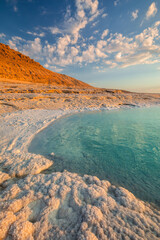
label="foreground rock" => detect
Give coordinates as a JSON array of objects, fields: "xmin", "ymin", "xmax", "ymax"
[{"xmin": 0, "ymin": 171, "xmax": 160, "ymax": 240}]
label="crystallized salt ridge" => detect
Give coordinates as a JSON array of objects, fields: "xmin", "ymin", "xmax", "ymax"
[{"xmin": 0, "ymin": 171, "xmax": 160, "ymax": 239}]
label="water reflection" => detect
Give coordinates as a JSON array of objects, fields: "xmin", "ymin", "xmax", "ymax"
[{"xmin": 29, "ymin": 107, "xmax": 160, "ymax": 207}]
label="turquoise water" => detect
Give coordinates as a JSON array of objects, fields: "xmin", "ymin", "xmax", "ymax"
[{"xmin": 29, "ymin": 107, "xmax": 160, "ymax": 206}]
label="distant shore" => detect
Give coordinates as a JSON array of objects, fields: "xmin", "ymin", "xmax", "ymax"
[
  {"xmin": 0, "ymin": 80, "xmax": 160, "ymax": 240},
  {"xmin": 1, "ymin": 79, "xmax": 160, "ymax": 115}
]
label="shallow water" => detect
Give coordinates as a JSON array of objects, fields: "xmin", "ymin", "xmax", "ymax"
[{"xmin": 29, "ymin": 107, "xmax": 160, "ymax": 206}]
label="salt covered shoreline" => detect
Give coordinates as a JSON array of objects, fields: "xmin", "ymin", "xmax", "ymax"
[{"xmin": 0, "ymin": 82, "xmax": 160, "ymax": 239}]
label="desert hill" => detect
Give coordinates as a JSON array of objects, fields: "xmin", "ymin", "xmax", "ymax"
[{"xmin": 0, "ymin": 43, "xmax": 91, "ymax": 88}]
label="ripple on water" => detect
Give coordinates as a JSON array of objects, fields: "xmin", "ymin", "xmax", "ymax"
[{"xmin": 29, "ymin": 106, "xmax": 160, "ymax": 207}]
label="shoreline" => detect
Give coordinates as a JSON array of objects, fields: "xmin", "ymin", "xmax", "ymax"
[{"xmin": 0, "ymin": 84, "xmax": 160, "ymax": 239}]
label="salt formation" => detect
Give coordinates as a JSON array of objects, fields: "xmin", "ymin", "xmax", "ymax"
[{"xmin": 0, "ymin": 172, "xmax": 160, "ymax": 239}]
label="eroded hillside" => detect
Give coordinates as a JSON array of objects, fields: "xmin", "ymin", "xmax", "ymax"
[{"xmin": 0, "ymin": 43, "xmax": 91, "ymax": 88}]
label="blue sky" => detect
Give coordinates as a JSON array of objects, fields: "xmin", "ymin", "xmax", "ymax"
[{"xmin": 0, "ymin": 0, "xmax": 160, "ymax": 92}]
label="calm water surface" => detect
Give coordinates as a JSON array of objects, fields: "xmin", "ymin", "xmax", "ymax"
[{"xmin": 29, "ymin": 107, "xmax": 160, "ymax": 206}]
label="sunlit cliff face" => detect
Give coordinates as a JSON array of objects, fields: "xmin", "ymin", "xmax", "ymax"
[{"xmin": 0, "ymin": 43, "xmax": 91, "ymax": 88}]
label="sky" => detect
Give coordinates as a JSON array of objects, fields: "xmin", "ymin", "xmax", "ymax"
[{"xmin": 0, "ymin": 0, "xmax": 160, "ymax": 92}]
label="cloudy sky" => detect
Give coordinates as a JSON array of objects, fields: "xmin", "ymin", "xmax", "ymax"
[{"xmin": 0, "ymin": 0, "xmax": 160, "ymax": 92}]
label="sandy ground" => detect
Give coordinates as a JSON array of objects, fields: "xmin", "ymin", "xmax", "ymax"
[{"xmin": 0, "ymin": 81, "xmax": 160, "ymax": 240}]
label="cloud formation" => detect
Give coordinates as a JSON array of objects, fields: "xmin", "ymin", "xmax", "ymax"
[
  {"xmin": 146, "ymin": 2, "xmax": 157, "ymax": 19},
  {"xmin": 114, "ymin": 0, "xmax": 119, "ymax": 7},
  {"xmin": 0, "ymin": 33, "xmax": 6, "ymax": 38},
  {"xmin": 6, "ymin": 0, "xmax": 32, "ymax": 12},
  {"xmin": 27, "ymin": 31, "xmax": 45, "ymax": 37},
  {"xmin": 101, "ymin": 29, "xmax": 109, "ymax": 39},
  {"xmin": 131, "ymin": 10, "xmax": 139, "ymax": 21},
  {"xmin": 4, "ymin": 1, "xmax": 160, "ymax": 72}
]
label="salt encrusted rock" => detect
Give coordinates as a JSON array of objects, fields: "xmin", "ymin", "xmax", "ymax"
[
  {"xmin": 0, "ymin": 171, "xmax": 159, "ymax": 240},
  {"xmin": 0, "ymin": 211, "xmax": 16, "ymax": 239},
  {"xmin": 0, "ymin": 109, "xmax": 67, "ymax": 179},
  {"xmin": 0, "ymin": 171, "xmax": 11, "ymax": 185},
  {"xmin": 8, "ymin": 220, "xmax": 34, "ymax": 240},
  {"xmin": 1, "ymin": 154, "xmax": 53, "ymax": 177}
]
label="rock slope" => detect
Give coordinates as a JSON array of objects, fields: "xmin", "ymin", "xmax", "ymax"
[{"xmin": 0, "ymin": 43, "xmax": 91, "ymax": 88}]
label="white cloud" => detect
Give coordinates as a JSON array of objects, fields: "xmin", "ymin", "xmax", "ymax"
[
  {"xmin": 95, "ymin": 48, "xmax": 107, "ymax": 58},
  {"xmin": 8, "ymin": 20, "xmax": 160, "ymax": 70},
  {"xmin": 105, "ymin": 60, "xmax": 117, "ymax": 68},
  {"xmin": 22, "ymin": 38, "xmax": 42, "ymax": 57},
  {"xmin": 43, "ymin": 43, "xmax": 56, "ymax": 58},
  {"xmin": 154, "ymin": 21, "xmax": 160, "ymax": 27},
  {"xmin": 92, "ymin": 21, "xmax": 99, "ymax": 27},
  {"xmin": 146, "ymin": 2, "xmax": 157, "ymax": 19},
  {"xmin": 94, "ymin": 30, "xmax": 99, "ymax": 34},
  {"xmin": 102, "ymin": 13, "xmax": 107, "ymax": 18},
  {"xmin": 6, "ymin": 0, "xmax": 18, "ymax": 12},
  {"xmin": 48, "ymin": 27, "xmax": 61, "ymax": 35},
  {"xmin": 8, "ymin": 37, "xmax": 43, "ymax": 61},
  {"xmin": 8, "ymin": 40, "xmax": 18, "ymax": 50},
  {"xmin": 89, "ymin": 36, "xmax": 94, "ymax": 40},
  {"xmin": 101, "ymin": 29, "xmax": 109, "ymax": 39},
  {"xmin": 5, "ymin": 0, "xmax": 101, "ymax": 69},
  {"xmin": 41, "ymin": 0, "xmax": 101, "ymax": 66},
  {"xmin": 0, "ymin": 33, "xmax": 6, "ymax": 38},
  {"xmin": 97, "ymin": 40, "xmax": 107, "ymax": 49},
  {"xmin": 44, "ymin": 64, "xmax": 63, "ymax": 72},
  {"xmin": 46, "ymin": 0, "xmax": 100, "ymax": 44},
  {"xmin": 105, "ymin": 33, "xmax": 137, "ymax": 54},
  {"xmin": 135, "ymin": 26, "xmax": 159, "ymax": 48},
  {"xmin": 81, "ymin": 45, "xmax": 96, "ymax": 62},
  {"xmin": 27, "ymin": 31, "xmax": 45, "ymax": 37},
  {"xmin": 131, "ymin": 9, "xmax": 139, "ymax": 21},
  {"xmin": 105, "ymin": 23, "xmax": 160, "ymax": 68},
  {"xmin": 71, "ymin": 46, "xmax": 79, "ymax": 57},
  {"xmin": 57, "ymin": 35, "xmax": 71, "ymax": 57},
  {"xmin": 12, "ymin": 36, "xmax": 23, "ymax": 41},
  {"xmin": 114, "ymin": 0, "xmax": 119, "ymax": 7},
  {"xmin": 6, "ymin": 0, "xmax": 32, "ymax": 12},
  {"xmin": 116, "ymin": 52, "xmax": 152, "ymax": 67},
  {"xmin": 8, "ymin": 36, "xmax": 24, "ymax": 51},
  {"xmin": 76, "ymin": 0, "xmax": 99, "ymax": 15},
  {"xmin": 5, "ymin": 1, "xmax": 160, "ymax": 71},
  {"xmin": 13, "ymin": 5, "xmax": 18, "ymax": 12}
]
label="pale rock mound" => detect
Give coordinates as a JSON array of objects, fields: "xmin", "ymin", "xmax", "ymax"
[{"xmin": 0, "ymin": 171, "xmax": 160, "ymax": 240}]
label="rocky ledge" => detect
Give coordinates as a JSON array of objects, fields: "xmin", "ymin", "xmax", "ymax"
[{"xmin": 0, "ymin": 171, "xmax": 160, "ymax": 240}]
